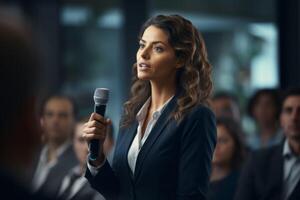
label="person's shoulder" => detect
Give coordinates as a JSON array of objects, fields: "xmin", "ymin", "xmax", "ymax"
[
  {"xmin": 184, "ymin": 104, "xmax": 215, "ymax": 122},
  {"xmin": 246, "ymin": 144, "xmax": 282, "ymax": 168},
  {"xmin": 251, "ymin": 145, "xmax": 281, "ymax": 159},
  {"xmin": 177, "ymin": 104, "xmax": 216, "ymax": 132}
]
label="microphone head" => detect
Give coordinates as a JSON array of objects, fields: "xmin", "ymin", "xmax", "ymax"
[{"xmin": 94, "ymin": 88, "xmax": 109, "ymax": 105}]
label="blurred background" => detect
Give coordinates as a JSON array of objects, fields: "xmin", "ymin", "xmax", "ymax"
[
  {"xmin": 0, "ymin": 0, "xmax": 299, "ymax": 135},
  {"xmin": 1, "ymin": 1, "xmax": 300, "ymax": 199}
]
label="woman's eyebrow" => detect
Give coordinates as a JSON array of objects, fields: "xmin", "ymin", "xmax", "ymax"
[{"xmin": 139, "ymin": 39, "xmax": 167, "ymax": 46}]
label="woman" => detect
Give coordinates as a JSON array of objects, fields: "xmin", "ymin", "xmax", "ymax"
[
  {"xmin": 207, "ymin": 117, "xmax": 247, "ymax": 200},
  {"xmin": 82, "ymin": 14, "xmax": 216, "ymax": 200},
  {"xmin": 247, "ymin": 89, "xmax": 282, "ymax": 150}
]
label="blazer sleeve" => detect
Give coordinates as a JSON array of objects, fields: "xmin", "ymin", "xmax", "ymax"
[
  {"xmin": 85, "ymin": 160, "xmax": 120, "ymax": 200},
  {"xmin": 176, "ymin": 107, "xmax": 217, "ymax": 200}
]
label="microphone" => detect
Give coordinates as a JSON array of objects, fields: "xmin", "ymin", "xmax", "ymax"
[{"xmin": 88, "ymin": 88, "xmax": 110, "ymax": 161}]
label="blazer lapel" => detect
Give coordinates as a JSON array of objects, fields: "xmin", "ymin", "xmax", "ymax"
[
  {"xmin": 118, "ymin": 121, "xmax": 138, "ymax": 179},
  {"xmin": 133, "ymin": 95, "xmax": 178, "ymax": 180}
]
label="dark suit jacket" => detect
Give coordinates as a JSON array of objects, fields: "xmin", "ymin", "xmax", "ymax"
[
  {"xmin": 234, "ymin": 143, "xmax": 300, "ymax": 200},
  {"xmin": 68, "ymin": 181, "xmax": 104, "ymax": 200},
  {"xmin": 57, "ymin": 165, "xmax": 104, "ymax": 200},
  {"xmin": 207, "ymin": 170, "xmax": 240, "ymax": 200},
  {"xmin": 34, "ymin": 143, "xmax": 78, "ymax": 198},
  {"xmin": 85, "ymin": 95, "xmax": 217, "ymax": 200}
]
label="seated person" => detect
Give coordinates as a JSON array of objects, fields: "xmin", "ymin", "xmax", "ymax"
[
  {"xmin": 57, "ymin": 117, "xmax": 114, "ymax": 200},
  {"xmin": 247, "ymin": 89, "xmax": 283, "ymax": 150},
  {"xmin": 211, "ymin": 92, "xmax": 241, "ymax": 123},
  {"xmin": 208, "ymin": 117, "xmax": 247, "ymax": 200},
  {"xmin": 31, "ymin": 95, "xmax": 78, "ymax": 197},
  {"xmin": 235, "ymin": 88, "xmax": 300, "ymax": 200}
]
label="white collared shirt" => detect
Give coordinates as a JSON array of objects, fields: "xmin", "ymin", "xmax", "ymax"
[
  {"xmin": 31, "ymin": 141, "xmax": 71, "ymax": 192},
  {"xmin": 127, "ymin": 96, "xmax": 174, "ymax": 174}
]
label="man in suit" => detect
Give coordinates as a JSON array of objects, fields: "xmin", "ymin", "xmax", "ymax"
[
  {"xmin": 235, "ymin": 88, "xmax": 300, "ymax": 200},
  {"xmin": 31, "ymin": 95, "xmax": 78, "ymax": 198},
  {"xmin": 56, "ymin": 117, "xmax": 111, "ymax": 200}
]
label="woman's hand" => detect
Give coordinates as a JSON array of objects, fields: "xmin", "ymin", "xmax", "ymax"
[{"xmin": 82, "ymin": 112, "xmax": 112, "ymax": 166}]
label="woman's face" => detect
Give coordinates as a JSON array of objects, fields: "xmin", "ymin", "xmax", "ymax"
[
  {"xmin": 212, "ymin": 124, "xmax": 235, "ymax": 167},
  {"xmin": 136, "ymin": 25, "xmax": 180, "ymax": 82}
]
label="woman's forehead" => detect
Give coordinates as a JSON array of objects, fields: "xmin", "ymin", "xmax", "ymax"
[{"xmin": 141, "ymin": 25, "xmax": 169, "ymax": 44}]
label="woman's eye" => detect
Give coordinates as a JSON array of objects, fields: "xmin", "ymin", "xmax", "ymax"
[
  {"xmin": 139, "ymin": 43, "xmax": 145, "ymax": 49},
  {"xmin": 154, "ymin": 46, "xmax": 164, "ymax": 53}
]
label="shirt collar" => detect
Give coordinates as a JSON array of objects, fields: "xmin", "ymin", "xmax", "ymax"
[
  {"xmin": 283, "ymin": 139, "xmax": 296, "ymax": 159},
  {"xmin": 71, "ymin": 165, "xmax": 83, "ymax": 176},
  {"xmin": 41, "ymin": 140, "xmax": 71, "ymax": 162},
  {"xmin": 136, "ymin": 95, "xmax": 175, "ymax": 122},
  {"xmin": 56, "ymin": 140, "xmax": 71, "ymax": 157},
  {"xmin": 136, "ymin": 98, "xmax": 151, "ymax": 122}
]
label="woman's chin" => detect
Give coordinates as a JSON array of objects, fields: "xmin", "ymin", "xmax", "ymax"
[{"xmin": 137, "ymin": 74, "xmax": 151, "ymax": 80}]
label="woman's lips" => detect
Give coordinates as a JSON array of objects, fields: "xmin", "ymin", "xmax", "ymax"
[{"xmin": 138, "ymin": 63, "xmax": 150, "ymax": 70}]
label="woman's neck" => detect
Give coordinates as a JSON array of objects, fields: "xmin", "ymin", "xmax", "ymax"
[
  {"xmin": 149, "ymin": 78, "xmax": 176, "ymax": 111},
  {"xmin": 210, "ymin": 164, "xmax": 231, "ymax": 182}
]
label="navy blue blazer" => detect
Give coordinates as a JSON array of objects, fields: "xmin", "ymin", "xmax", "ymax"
[{"xmin": 85, "ymin": 95, "xmax": 217, "ymax": 200}]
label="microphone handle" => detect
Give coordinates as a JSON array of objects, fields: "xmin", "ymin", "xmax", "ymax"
[{"xmin": 89, "ymin": 104, "xmax": 106, "ymax": 161}]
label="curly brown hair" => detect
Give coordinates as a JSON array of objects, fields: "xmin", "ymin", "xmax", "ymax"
[{"xmin": 121, "ymin": 14, "xmax": 213, "ymax": 128}]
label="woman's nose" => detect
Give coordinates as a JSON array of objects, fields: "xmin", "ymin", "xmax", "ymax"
[{"xmin": 140, "ymin": 47, "xmax": 150, "ymax": 60}]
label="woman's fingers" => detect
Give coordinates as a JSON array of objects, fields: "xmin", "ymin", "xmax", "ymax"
[
  {"xmin": 85, "ymin": 120, "xmax": 105, "ymax": 130},
  {"xmin": 82, "ymin": 131, "xmax": 104, "ymax": 140},
  {"xmin": 81, "ymin": 113, "xmax": 112, "ymax": 143},
  {"xmin": 82, "ymin": 125, "xmax": 105, "ymax": 137},
  {"xmin": 89, "ymin": 112, "xmax": 106, "ymax": 124}
]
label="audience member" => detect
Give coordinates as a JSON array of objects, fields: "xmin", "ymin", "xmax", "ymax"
[
  {"xmin": 31, "ymin": 95, "xmax": 78, "ymax": 197},
  {"xmin": 212, "ymin": 92, "xmax": 241, "ymax": 123},
  {"xmin": 208, "ymin": 117, "xmax": 247, "ymax": 200},
  {"xmin": 235, "ymin": 88, "xmax": 300, "ymax": 200},
  {"xmin": 247, "ymin": 89, "xmax": 283, "ymax": 150},
  {"xmin": 0, "ymin": 13, "xmax": 49, "ymax": 200},
  {"xmin": 56, "ymin": 117, "xmax": 106, "ymax": 200}
]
